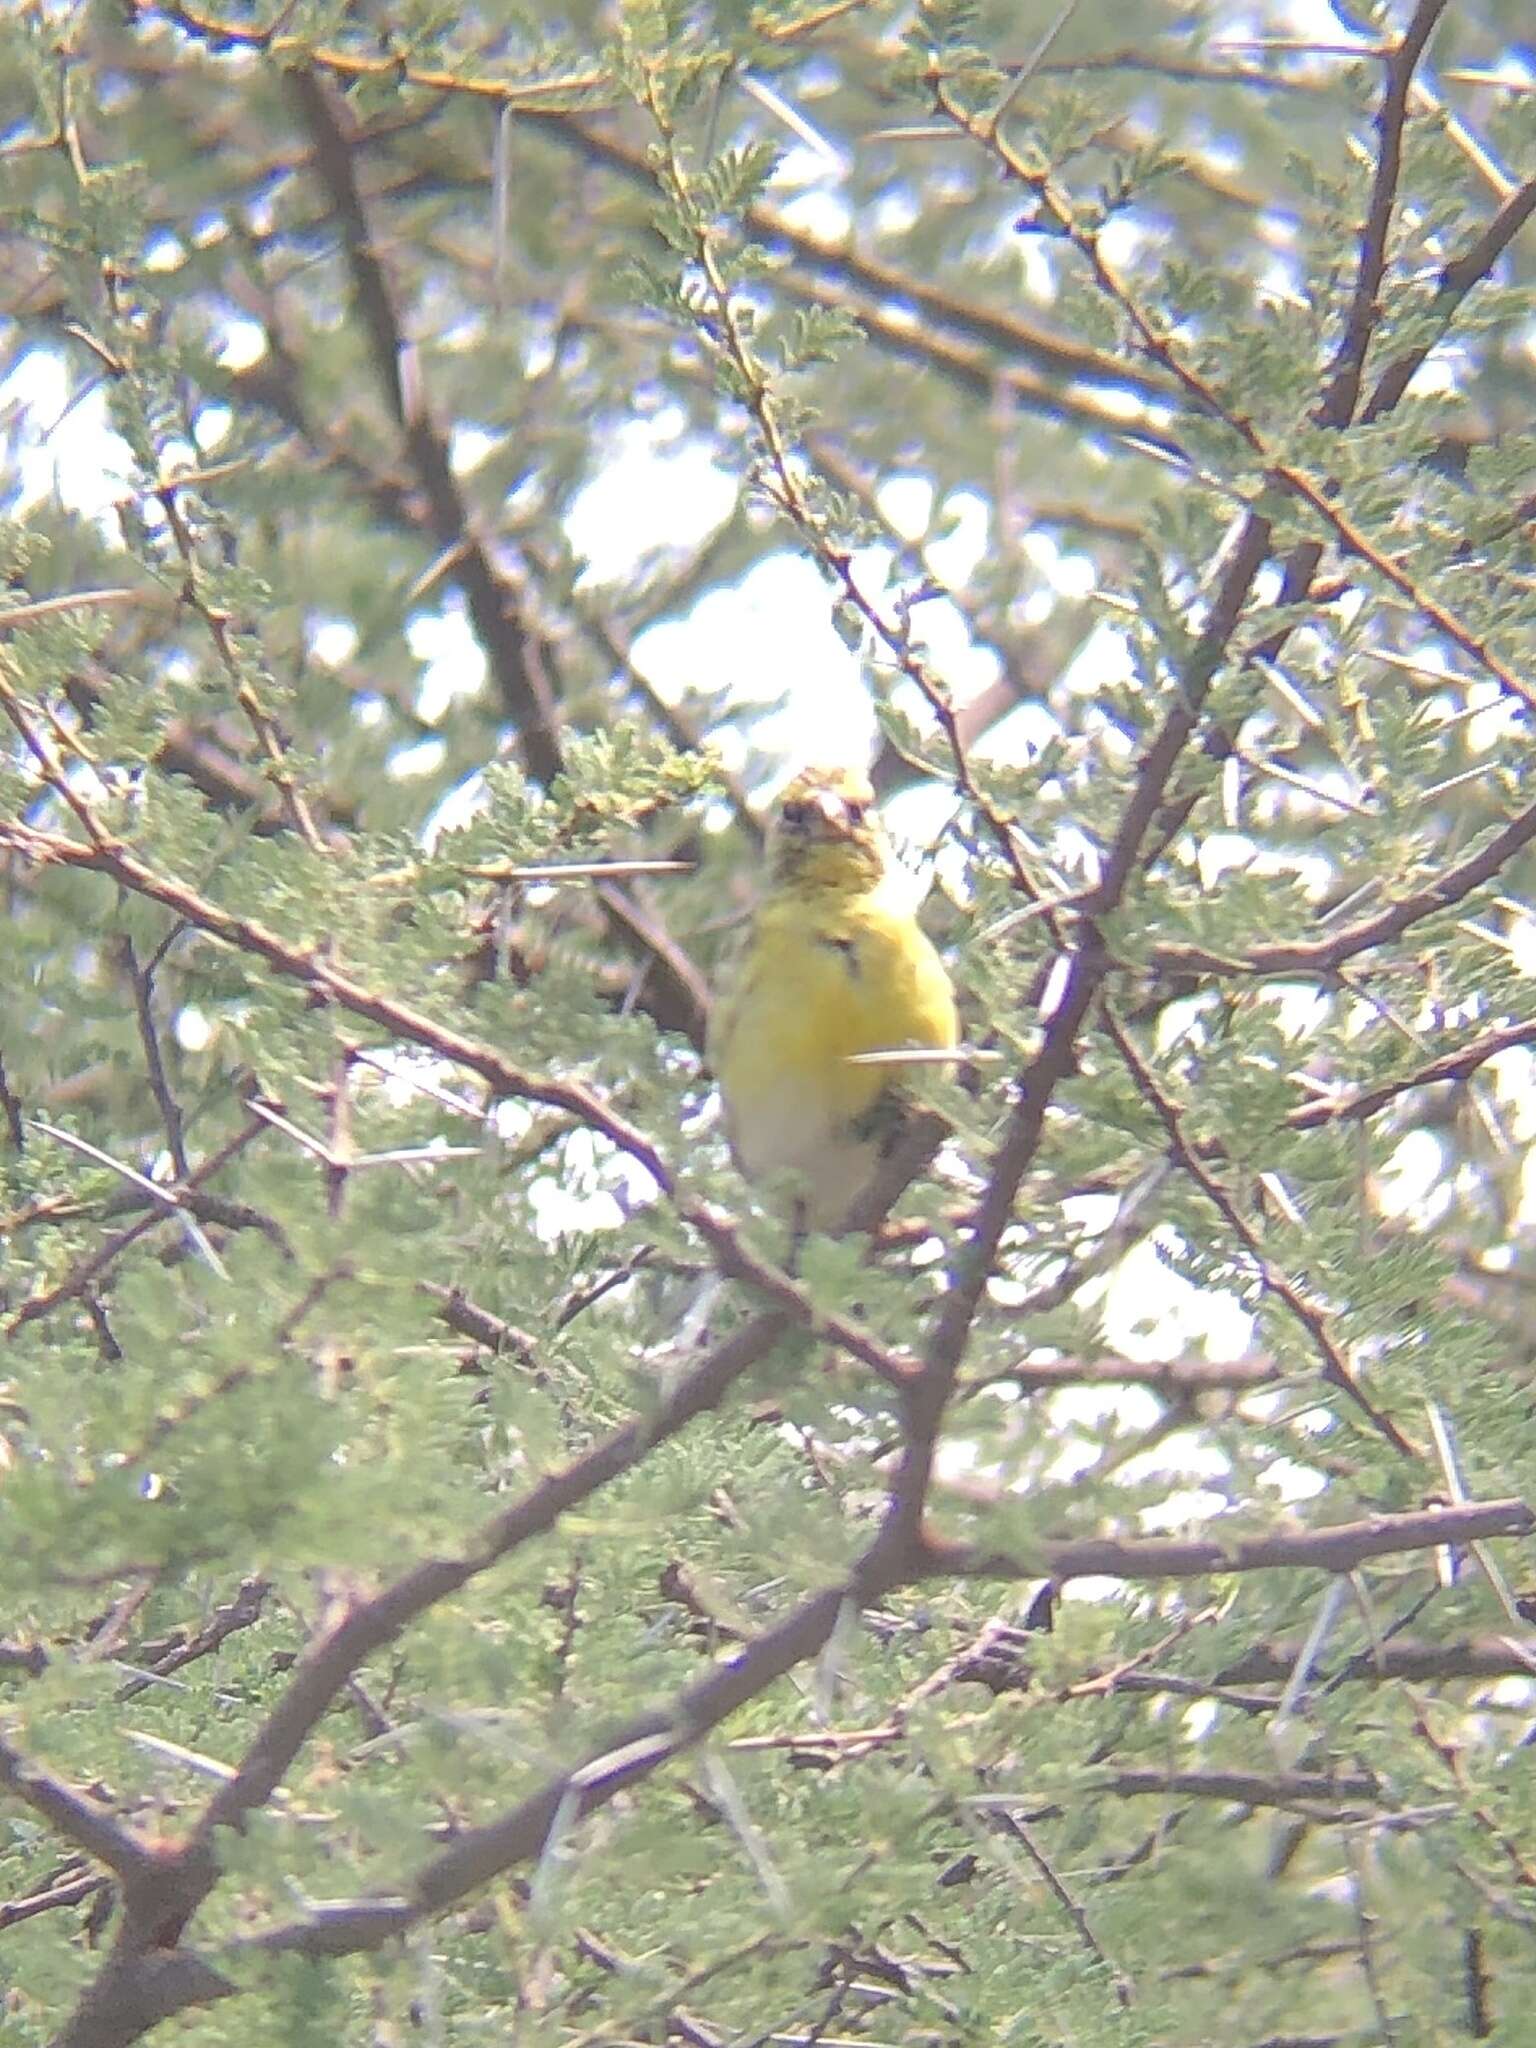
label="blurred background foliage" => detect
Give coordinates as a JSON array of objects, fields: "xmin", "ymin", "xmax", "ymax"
[{"xmin": 4, "ymin": 0, "xmax": 1536, "ymax": 2041}]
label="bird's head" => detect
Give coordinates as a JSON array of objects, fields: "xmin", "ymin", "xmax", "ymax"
[{"xmin": 767, "ymin": 765, "xmax": 888, "ymax": 895}]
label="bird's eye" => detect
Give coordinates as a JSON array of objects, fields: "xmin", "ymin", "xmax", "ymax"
[
  {"xmin": 780, "ymin": 800, "xmax": 809, "ymax": 827},
  {"xmin": 844, "ymin": 800, "xmax": 867, "ymax": 824}
]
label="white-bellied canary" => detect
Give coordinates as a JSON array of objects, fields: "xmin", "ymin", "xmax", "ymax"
[{"xmin": 708, "ymin": 765, "xmax": 958, "ymax": 1230}]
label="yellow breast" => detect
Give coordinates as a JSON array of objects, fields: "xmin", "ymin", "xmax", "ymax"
[{"xmin": 709, "ymin": 881, "xmax": 957, "ymax": 1223}]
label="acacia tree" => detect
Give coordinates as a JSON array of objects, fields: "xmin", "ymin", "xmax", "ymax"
[{"xmin": 3, "ymin": 0, "xmax": 1536, "ymax": 2041}]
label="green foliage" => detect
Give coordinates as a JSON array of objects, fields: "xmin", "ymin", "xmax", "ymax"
[{"xmin": 2, "ymin": 1, "xmax": 1536, "ymax": 2044}]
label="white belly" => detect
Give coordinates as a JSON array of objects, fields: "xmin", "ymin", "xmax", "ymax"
[{"xmin": 729, "ymin": 1084, "xmax": 876, "ymax": 1230}]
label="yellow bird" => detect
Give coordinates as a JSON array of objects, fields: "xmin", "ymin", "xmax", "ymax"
[{"xmin": 708, "ymin": 765, "xmax": 958, "ymax": 1231}]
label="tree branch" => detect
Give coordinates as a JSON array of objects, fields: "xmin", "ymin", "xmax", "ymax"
[
  {"xmin": 947, "ymin": 1499, "xmax": 1533, "ymax": 1584},
  {"xmin": 0, "ymin": 1738, "xmax": 157, "ymax": 1888},
  {"xmin": 1151, "ymin": 791, "xmax": 1536, "ymax": 981},
  {"xmin": 1313, "ymin": 0, "xmax": 1449, "ymax": 430}
]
